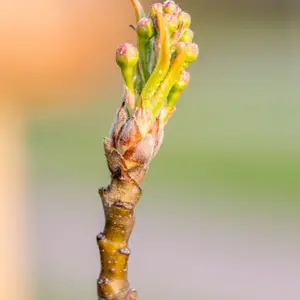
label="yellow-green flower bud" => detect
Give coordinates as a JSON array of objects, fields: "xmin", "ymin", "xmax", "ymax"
[
  {"xmin": 185, "ymin": 42, "xmax": 199, "ymax": 63},
  {"xmin": 163, "ymin": 1, "xmax": 177, "ymax": 14},
  {"xmin": 136, "ymin": 17, "xmax": 155, "ymax": 39},
  {"xmin": 164, "ymin": 13, "xmax": 179, "ymax": 34},
  {"xmin": 174, "ymin": 6, "xmax": 182, "ymax": 16},
  {"xmin": 116, "ymin": 43, "xmax": 139, "ymax": 67},
  {"xmin": 174, "ymin": 42, "xmax": 199, "ymax": 63},
  {"xmin": 150, "ymin": 3, "xmax": 163, "ymax": 18},
  {"xmin": 178, "ymin": 11, "xmax": 191, "ymax": 28},
  {"xmin": 116, "ymin": 43, "xmax": 139, "ymax": 92},
  {"xmin": 180, "ymin": 28, "xmax": 194, "ymax": 42}
]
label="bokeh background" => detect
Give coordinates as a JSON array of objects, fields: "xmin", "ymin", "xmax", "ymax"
[{"xmin": 1, "ymin": 0, "xmax": 300, "ymax": 299}]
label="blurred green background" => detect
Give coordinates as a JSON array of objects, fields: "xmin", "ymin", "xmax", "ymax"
[{"xmin": 24, "ymin": 1, "xmax": 300, "ymax": 299}]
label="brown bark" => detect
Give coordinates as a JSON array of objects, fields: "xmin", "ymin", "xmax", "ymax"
[{"xmin": 97, "ymin": 176, "xmax": 141, "ymax": 300}]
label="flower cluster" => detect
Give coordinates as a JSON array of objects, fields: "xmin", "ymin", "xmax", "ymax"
[{"xmin": 104, "ymin": 0, "xmax": 198, "ymax": 185}]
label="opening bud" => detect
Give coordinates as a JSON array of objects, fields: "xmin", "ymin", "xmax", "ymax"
[
  {"xmin": 136, "ymin": 17, "xmax": 155, "ymax": 39},
  {"xmin": 180, "ymin": 28, "xmax": 194, "ymax": 42},
  {"xmin": 163, "ymin": 1, "xmax": 177, "ymax": 14},
  {"xmin": 178, "ymin": 11, "xmax": 191, "ymax": 28}
]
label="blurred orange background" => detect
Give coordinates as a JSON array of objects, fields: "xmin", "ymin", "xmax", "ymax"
[{"xmin": 0, "ymin": 0, "xmax": 140, "ymax": 102}]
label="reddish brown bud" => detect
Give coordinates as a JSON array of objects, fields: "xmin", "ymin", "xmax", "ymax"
[
  {"xmin": 109, "ymin": 102, "xmax": 128, "ymax": 145},
  {"xmin": 103, "ymin": 138, "xmax": 127, "ymax": 175},
  {"xmin": 123, "ymin": 134, "xmax": 155, "ymax": 166},
  {"xmin": 117, "ymin": 119, "xmax": 142, "ymax": 155}
]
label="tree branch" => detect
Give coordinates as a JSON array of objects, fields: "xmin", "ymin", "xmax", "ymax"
[
  {"xmin": 97, "ymin": 177, "xmax": 141, "ymax": 300},
  {"xmin": 96, "ymin": 1, "xmax": 198, "ymax": 299}
]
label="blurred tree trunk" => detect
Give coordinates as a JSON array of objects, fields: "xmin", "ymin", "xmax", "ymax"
[{"xmin": 0, "ymin": 99, "xmax": 32, "ymax": 300}]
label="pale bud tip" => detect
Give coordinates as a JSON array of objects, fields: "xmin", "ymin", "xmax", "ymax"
[
  {"xmin": 116, "ymin": 43, "xmax": 139, "ymax": 67},
  {"xmin": 136, "ymin": 17, "xmax": 155, "ymax": 39},
  {"xmin": 163, "ymin": 1, "xmax": 177, "ymax": 14}
]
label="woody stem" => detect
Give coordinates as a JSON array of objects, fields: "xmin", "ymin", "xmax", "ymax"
[{"xmin": 97, "ymin": 176, "xmax": 141, "ymax": 300}]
